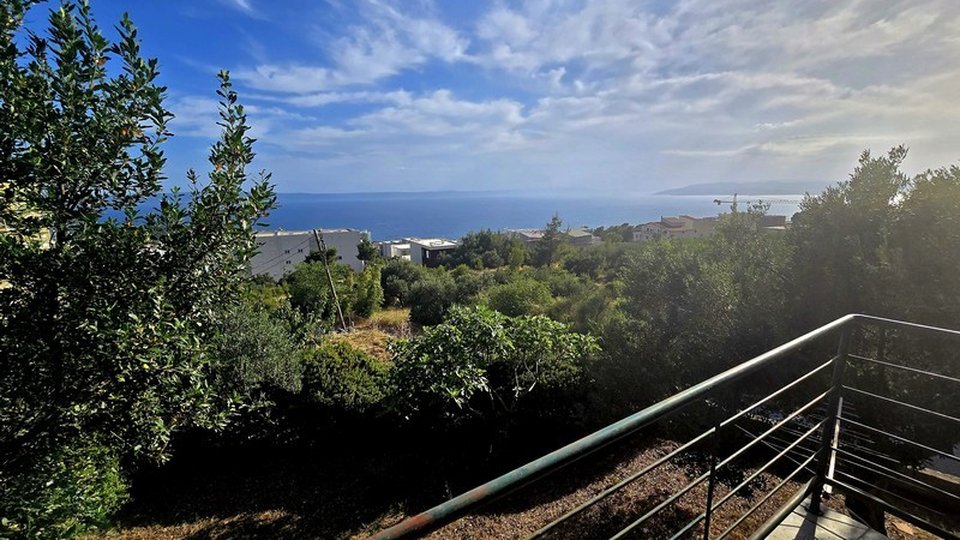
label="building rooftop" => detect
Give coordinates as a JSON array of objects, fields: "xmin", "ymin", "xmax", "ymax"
[
  {"xmin": 565, "ymin": 228, "xmax": 596, "ymax": 238},
  {"xmin": 408, "ymin": 238, "xmax": 458, "ymax": 248},
  {"xmin": 255, "ymin": 228, "xmax": 365, "ymax": 237},
  {"xmin": 508, "ymin": 229, "xmax": 545, "ymax": 240}
]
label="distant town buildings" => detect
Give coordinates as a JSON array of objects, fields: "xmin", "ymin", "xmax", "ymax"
[
  {"xmin": 633, "ymin": 214, "xmax": 788, "ymax": 242},
  {"xmin": 249, "ymin": 211, "xmax": 791, "ymax": 279},
  {"xmin": 250, "ymin": 228, "xmax": 368, "ymax": 279},
  {"xmin": 506, "ymin": 229, "xmax": 545, "ymax": 245},
  {"xmin": 633, "ymin": 215, "xmax": 720, "ymax": 242},
  {"xmin": 565, "ymin": 227, "xmax": 602, "ymax": 246},
  {"xmin": 509, "ymin": 227, "xmax": 601, "ymax": 246}
]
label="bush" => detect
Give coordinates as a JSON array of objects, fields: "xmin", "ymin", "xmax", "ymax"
[
  {"xmin": 408, "ymin": 273, "xmax": 457, "ymax": 326},
  {"xmin": 484, "ymin": 278, "xmax": 552, "ymax": 316},
  {"xmin": 390, "ymin": 306, "xmax": 599, "ymax": 421},
  {"xmin": 285, "ymin": 262, "xmax": 340, "ymax": 320},
  {"xmin": 381, "ymin": 258, "xmax": 429, "ymax": 307},
  {"xmin": 285, "ymin": 262, "xmax": 383, "ymax": 322},
  {"xmin": 1, "ymin": 443, "xmax": 127, "ymax": 539},
  {"xmin": 301, "ymin": 343, "xmax": 388, "ymax": 415},
  {"xmin": 209, "ymin": 297, "xmax": 306, "ymax": 400}
]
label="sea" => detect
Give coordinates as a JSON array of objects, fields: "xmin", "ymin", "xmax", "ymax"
[{"xmin": 265, "ymin": 192, "xmax": 806, "ymax": 241}]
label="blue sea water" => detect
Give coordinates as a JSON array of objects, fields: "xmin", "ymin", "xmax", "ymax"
[{"xmin": 265, "ymin": 192, "xmax": 805, "ymax": 241}]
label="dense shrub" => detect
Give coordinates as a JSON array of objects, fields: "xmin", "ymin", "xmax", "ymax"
[
  {"xmin": 381, "ymin": 258, "xmax": 430, "ymax": 307},
  {"xmin": 302, "ymin": 343, "xmax": 388, "ymax": 415},
  {"xmin": 390, "ymin": 306, "xmax": 599, "ymax": 421},
  {"xmin": 407, "ymin": 272, "xmax": 457, "ymax": 326},
  {"xmin": 483, "ymin": 278, "xmax": 553, "ymax": 316},
  {"xmin": 209, "ymin": 298, "xmax": 307, "ymax": 399},
  {"xmin": 0, "ymin": 443, "xmax": 127, "ymax": 539},
  {"xmin": 286, "ymin": 262, "xmax": 383, "ymax": 322},
  {"xmin": 286, "ymin": 261, "xmax": 342, "ymax": 320}
]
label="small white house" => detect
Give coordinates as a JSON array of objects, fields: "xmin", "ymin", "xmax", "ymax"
[
  {"xmin": 250, "ymin": 228, "xmax": 368, "ymax": 279},
  {"xmin": 378, "ymin": 240, "xmax": 412, "ymax": 260},
  {"xmin": 408, "ymin": 238, "xmax": 458, "ymax": 267}
]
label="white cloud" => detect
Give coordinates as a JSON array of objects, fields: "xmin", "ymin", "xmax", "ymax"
[
  {"xmin": 235, "ymin": 1, "xmax": 468, "ymax": 93},
  {"xmin": 218, "ymin": 0, "xmax": 266, "ymax": 19},
  {"xmin": 218, "ymin": 0, "xmax": 960, "ymax": 192}
]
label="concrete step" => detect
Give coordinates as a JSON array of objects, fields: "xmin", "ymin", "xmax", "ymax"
[{"xmin": 769, "ymin": 499, "xmax": 888, "ymax": 540}]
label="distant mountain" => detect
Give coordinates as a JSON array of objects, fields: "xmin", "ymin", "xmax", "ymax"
[{"xmin": 655, "ymin": 180, "xmax": 830, "ymax": 196}]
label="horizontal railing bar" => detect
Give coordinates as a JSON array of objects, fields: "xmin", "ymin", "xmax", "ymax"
[
  {"xmin": 710, "ymin": 420, "xmax": 825, "ymax": 515},
  {"xmin": 834, "ymin": 469, "xmax": 946, "ymax": 518},
  {"xmin": 848, "ymin": 353, "xmax": 960, "ymax": 385},
  {"xmin": 852, "ymin": 313, "xmax": 960, "ymax": 339},
  {"xmin": 607, "ymin": 391, "xmax": 829, "ymax": 540},
  {"xmin": 717, "ymin": 454, "xmax": 819, "ymax": 540},
  {"xmin": 370, "ymin": 316, "xmax": 854, "ymax": 540},
  {"xmin": 825, "ymin": 477, "xmax": 960, "ymax": 540},
  {"xmin": 527, "ymin": 429, "xmax": 715, "ymax": 538},
  {"xmin": 735, "ymin": 425, "xmax": 817, "ymax": 474},
  {"xmin": 528, "ymin": 360, "xmax": 835, "ymax": 538},
  {"xmin": 666, "ymin": 511, "xmax": 706, "ymax": 540},
  {"xmin": 715, "ymin": 391, "xmax": 829, "ymax": 470},
  {"xmin": 608, "ymin": 470, "xmax": 711, "ymax": 540},
  {"xmin": 832, "ymin": 446, "xmax": 960, "ymax": 503},
  {"xmin": 761, "ymin": 435, "xmax": 817, "ymax": 469},
  {"xmin": 785, "ymin": 425, "xmax": 903, "ymax": 465},
  {"xmin": 841, "ymin": 417, "xmax": 960, "ymax": 464},
  {"xmin": 842, "ymin": 385, "xmax": 960, "ymax": 426}
]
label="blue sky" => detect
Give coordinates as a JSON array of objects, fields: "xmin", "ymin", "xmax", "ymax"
[{"xmin": 21, "ymin": 0, "xmax": 960, "ymax": 193}]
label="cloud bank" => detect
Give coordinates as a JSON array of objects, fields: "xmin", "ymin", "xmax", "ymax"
[{"xmin": 171, "ymin": 0, "xmax": 960, "ymax": 193}]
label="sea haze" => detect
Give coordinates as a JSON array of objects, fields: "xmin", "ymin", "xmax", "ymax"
[{"xmin": 263, "ymin": 192, "xmax": 805, "ymax": 240}]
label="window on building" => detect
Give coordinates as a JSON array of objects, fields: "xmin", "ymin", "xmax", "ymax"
[{"xmin": 284, "ymin": 249, "xmax": 290, "ymax": 254}]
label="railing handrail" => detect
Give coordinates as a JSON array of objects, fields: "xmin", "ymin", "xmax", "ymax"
[
  {"xmin": 370, "ymin": 313, "xmax": 960, "ymax": 539},
  {"xmin": 371, "ymin": 314, "xmax": 858, "ymax": 539}
]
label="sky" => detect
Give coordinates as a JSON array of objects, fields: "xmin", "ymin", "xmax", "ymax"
[{"xmin": 20, "ymin": 0, "xmax": 960, "ymax": 194}]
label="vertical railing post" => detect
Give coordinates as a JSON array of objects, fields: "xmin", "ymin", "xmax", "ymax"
[
  {"xmin": 702, "ymin": 421, "xmax": 720, "ymax": 540},
  {"xmin": 809, "ymin": 324, "xmax": 851, "ymax": 514}
]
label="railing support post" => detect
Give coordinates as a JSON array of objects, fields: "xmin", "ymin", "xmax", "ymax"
[
  {"xmin": 809, "ymin": 325, "xmax": 851, "ymax": 514},
  {"xmin": 702, "ymin": 421, "xmax": 721, "ymax": 540}
]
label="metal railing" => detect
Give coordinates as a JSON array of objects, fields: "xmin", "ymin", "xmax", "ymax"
[{"xmin": 371, "ymin": 314, "xmax": 960, "ymax": 539}]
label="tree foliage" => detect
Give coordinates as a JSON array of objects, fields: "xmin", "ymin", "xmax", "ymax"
[
  {"xmin": 442, "ymin": 229, "xmax": 526, "ymax": 269},
  {"xmin": 531, "ymin": 214, "xmax": 571, "ymax": 267},
  {"xmin": 380, "ymin": 257, "xmax": 429, "ymax": 307},
  {"xmin": 0, "ymin": 2, "xmax": 274, "ymax": 534}
]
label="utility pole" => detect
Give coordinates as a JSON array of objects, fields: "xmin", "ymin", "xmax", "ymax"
[{"xmin": 313, "ymin": 229, "xmax": 347, "ymax": 330}]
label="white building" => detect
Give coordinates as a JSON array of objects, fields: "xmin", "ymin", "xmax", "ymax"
[
  {"xmin": 408, "ymin": 238, "xmax": 458, "ymax": 267},
  {"xmin": 250, "ymin": 228, "xmax": 368, "ymax": 279},
  {"xmin": 378, "ymin": 240, "xmax": 411, "ymax": 261},
  {"xmin": 633, "ymin": 215, "xmax": 719, "ymax": 242}
]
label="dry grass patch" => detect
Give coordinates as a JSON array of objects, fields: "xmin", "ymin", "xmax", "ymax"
[
  {"xmin": 328, "ymin": 329, "xmax": 394, "ymax": 362},
  {"xmin": 358, "ymin": 308, "xmax": 411, "ymax": 337}
]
